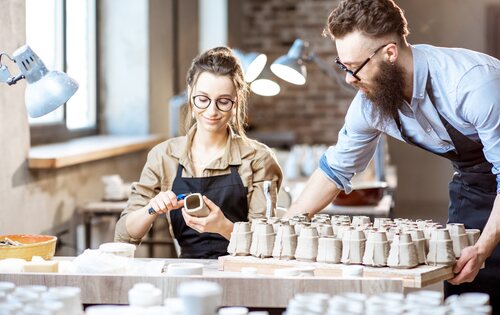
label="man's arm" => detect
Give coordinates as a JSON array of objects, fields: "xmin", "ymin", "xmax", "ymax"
[
  {"xmin": 283, "ymin": 170, "xmax": 341, "ymax": 219},
  {"xmin": 449, "ymin": 193, "xmax": 500, "ymax": 284}
]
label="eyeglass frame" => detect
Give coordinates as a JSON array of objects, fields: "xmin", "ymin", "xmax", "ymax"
[
  {"xmin": 335, "ymin": 42, "xmax": 397, "ymax": 81},
  {"xmin": 192, "ymin": 95, "xmax": 236, "ymax": 112}
]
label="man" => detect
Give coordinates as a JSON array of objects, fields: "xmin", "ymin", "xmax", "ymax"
[{"xmin": 285, "ymin": 0, "xmax": 500, "ymax": 310}]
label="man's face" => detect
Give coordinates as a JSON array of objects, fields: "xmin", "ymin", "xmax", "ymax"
[{"xmin": 335, "ymin": 32, "xmax": 406, "ymax": 125}]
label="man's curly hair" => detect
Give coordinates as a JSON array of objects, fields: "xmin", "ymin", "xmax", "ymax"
[{"xmin": 324, "ymin": 0, "xmax": 409, "ymax": 41}]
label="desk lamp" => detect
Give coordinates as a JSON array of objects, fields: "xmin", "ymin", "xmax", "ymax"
[{"xmin": 0, "ymin": 45, "xmax": 79, "ymax": 118}]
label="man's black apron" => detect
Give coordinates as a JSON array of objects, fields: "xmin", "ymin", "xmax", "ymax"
[
  {"xmin": 393, "ymin": 79, "xmax": 499, "ymax": 312},
  {"xmin": 169, "ymin": 164, "xmax": 248, "ymax": 259}
]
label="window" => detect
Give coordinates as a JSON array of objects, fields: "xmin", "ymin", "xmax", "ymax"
[{"xmin": 26, "ymin": 0, "xmax": 97, "ymax": 144}]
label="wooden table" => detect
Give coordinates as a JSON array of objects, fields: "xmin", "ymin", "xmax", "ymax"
[{"xmin": 0, "ymin": 258, "xmax": 403, "ymax": 307}]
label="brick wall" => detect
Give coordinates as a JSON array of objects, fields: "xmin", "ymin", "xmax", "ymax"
[{"xmin": 235, "ymin": 0, "xmax": 354, "ymax": 144}]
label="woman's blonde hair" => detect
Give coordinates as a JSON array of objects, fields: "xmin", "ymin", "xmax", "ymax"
[{"xmin": 185, "ymin": 46, "xmax": 250, "ymax": 140}]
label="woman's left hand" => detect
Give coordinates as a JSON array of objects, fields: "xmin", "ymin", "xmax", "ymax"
[{"xmin": 181, "ymin": 195, "xmax": 233, "ymax": 239}]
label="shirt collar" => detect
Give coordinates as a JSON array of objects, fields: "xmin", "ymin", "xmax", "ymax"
[{"xmin": 410, "ymin": 44, "xmax": 430, "ymax": 102}]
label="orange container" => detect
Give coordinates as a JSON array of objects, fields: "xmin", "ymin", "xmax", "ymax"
[{"xmin": 0, "ymin": 234, "xmax": 57, "ymax": 261}]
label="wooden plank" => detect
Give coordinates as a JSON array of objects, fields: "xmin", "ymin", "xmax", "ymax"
[
  {"xmin": 0, "ymin": 258, "xmax": 403, "ymax": 307},
  {"xmin": 218, "ymin": 255, "xmax": 453, "ymax": 288},
  {"xmin": 28, "ymin": 134, "xmax": 165, "ymax": 169}
]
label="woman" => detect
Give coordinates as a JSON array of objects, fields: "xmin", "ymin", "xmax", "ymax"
[{"xmin": 114, "ymin": 47, "xmax": 283, "ymax": 259}]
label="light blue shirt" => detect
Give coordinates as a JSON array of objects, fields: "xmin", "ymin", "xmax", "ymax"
[{"xmin": 320, "ymin": 44, "xmax": 500, "ymax": 193}]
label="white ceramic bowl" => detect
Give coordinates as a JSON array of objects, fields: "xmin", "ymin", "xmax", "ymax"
[{"xmin": 167, "ymin": 263, "xmax": 204, "ymax": 276}]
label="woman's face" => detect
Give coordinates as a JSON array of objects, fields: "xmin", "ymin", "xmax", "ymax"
[{"xmin": 191, "ymin": 72, "xmax": 237, "ymax": 134}]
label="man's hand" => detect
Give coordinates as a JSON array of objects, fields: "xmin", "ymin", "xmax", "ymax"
[
  {"xmin": 448, "ymin": 245, "xmax": 486, "ymax": 285},
  {"xmin": 181, "ymin": 195, "xmax": 233, "ymax": 239}
]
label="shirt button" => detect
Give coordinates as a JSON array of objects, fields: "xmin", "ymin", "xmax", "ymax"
[{"xmin": 426, "ymin": 128, "xmax": 432, "ymax": 133}]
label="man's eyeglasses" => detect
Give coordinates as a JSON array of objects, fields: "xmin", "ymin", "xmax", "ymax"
[
  {"xmin": 192, "ymin": 95, "xmax": 236, "ymax": 112},
  {"xmin": 335, "ymin": 42, "xmax": 396, "ymax": 81}
]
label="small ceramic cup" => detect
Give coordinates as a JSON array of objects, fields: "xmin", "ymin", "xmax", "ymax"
[
  {"xmin": 362, "ymin": 231, "xmax": 389, "ymax": 267},
  {"xmin": 465, "ymin": 228, "xmax": 481, "ymax": 246},
  {"xmin": 184, "ymin": 193, "xmax": 210, "ymax": 217},
  {"xmin": 317, "ymin": 236, "xmax": 342, "ymax": 264},
  {"xmin": 250, "ymin": 223, "xmax": 275, "ymax": 258},
  {"xmin": 272, "ymin": 224, "xmax": 297, "ymax": 260},
  {"xmin": 387, "ymin": 232, "xmax": 418, "ymax": 268},
  {"xmin": 295, "ymin": 227, "xmax": 319, "ymax": 262},
  {"xmin": 341, "ymin": 229, "xmax": 366, "ymax": 265}
]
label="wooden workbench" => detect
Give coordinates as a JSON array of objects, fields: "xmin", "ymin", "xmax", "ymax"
[{"xmin": 0, "ymin": 258, "xmax": 403, "ymax": 307}]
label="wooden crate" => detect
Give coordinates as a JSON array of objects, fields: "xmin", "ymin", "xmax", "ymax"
[{"xmin": 218, "ymin": 255, "xmax": 453, "ymax": 288}]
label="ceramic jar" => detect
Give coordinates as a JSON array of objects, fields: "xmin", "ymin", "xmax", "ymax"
[
  {"xmin": 227, "ymin": 222, "xmax": 252, "ymax": 256},
  {"xmin": 447, "ymin": 223, "xmax": 469, "ymax": 258},
  {"xmin": 317, "ymin": 236, "xmax": 342, "ymax": 264},
  {"xmin": 362, "ymin": 230, "xmax": 389, "ymax": 267},
  {"xmin": 427, "ymin": 229, "xmax": 456, "ymax": 266},
  {"xmin": 272, "ymin": 223, "xmax": 297, "ymax": 260},
  {"xmin": 341, "ymin": 229, "xmax": 366, "ymax": 264},
  {"xmin": 295, "ymin": 226, "xmax": 319, "ymax": 262},
  {"xmin": 250, "ymin": 223, "xmax": 275, "ymax": 258},
  {"xmin": 387, "ymin": 232, "xmax": 418, "ymax": 268}
]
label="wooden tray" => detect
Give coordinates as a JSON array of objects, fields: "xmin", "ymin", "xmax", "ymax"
[{"xmin": 218, "ymin": 255, "xmax": 453, "ymax": 288}]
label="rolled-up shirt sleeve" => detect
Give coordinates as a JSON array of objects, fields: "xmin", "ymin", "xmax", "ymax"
[{"xmin": 319, "ymin": 93, "xmax": 381, "ymax": 194}]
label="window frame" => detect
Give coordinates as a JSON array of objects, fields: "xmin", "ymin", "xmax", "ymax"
[{"xmin": 29, "ymin": 0, "xmax": 99, "ymax": 145}]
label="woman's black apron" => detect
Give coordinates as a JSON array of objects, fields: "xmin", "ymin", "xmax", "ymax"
[
  {"xmin": 393, "ymin": 79, "xmax": 499, "ymax": 312},
  {"xmin": 169, "ymin": 164, "xmax": 248, "ymax": 259}
]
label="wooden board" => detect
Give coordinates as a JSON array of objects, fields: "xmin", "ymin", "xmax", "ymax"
[{"xmin": 218, "ymin": 255, "xmax": 453, "ymax": 288}]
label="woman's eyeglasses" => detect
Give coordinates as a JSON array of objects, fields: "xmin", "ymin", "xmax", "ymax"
[
  {"xmin": 192, "ymin": 95, "xmax": 236, "ymax": 112},
  {"xmin": 335, "ymin": 42, "xmax": 396, "ymax": 81}
]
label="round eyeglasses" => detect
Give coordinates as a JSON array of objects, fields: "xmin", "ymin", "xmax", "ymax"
[{"xmin": 192, "ymin": 95, "xmax": 236, "ymax": 112}]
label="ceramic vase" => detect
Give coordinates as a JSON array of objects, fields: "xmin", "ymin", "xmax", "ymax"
[
  {"xmin": 387, "ymin": 232, "xmax": 418, "ymax": 268},
  {"xmin": 295, "ymin": 226, "xmax": 319, "ymax": 262},
  {"xmin": 227, "ymin": 222, "xmax": 252, "ymax": 256},
  {"xmin": 341, "ymin": 229, "xmax": 366, "ymax": 265},
  {"xmin": 272, "ymin": 224, "xmax": 297, "ymax": 260},
  {"xmin": 250, "ymin": 223, "xmax": 275, "ymax": 258},
  {"xmin": 362, "ymin": 230, "xmax": 389, "ymax": 267},
  {"xmin": 317, "ymin": 236, "xmax": 342, "ymax": 264},
  {"xmin": 426, "ymin": 229, "xmax": 456, "ymax": 266}
]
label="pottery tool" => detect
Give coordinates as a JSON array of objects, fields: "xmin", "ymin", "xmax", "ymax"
[
  {"xmin": 148, "ymin": 193, "xmax": 189, "ymax": 215},
  {"xmin": 264, "ymin": 181, "xmax": 272, "ymax": 219}
]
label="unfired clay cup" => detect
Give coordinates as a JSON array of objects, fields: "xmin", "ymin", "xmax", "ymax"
[
  {"xmin": 183, "ymin": 193, "xmax": 209, "ymax": 217},
  {"xmin": 272, "ymin": 224, "xmax": 297, "ymax": 260},
  {"xmin": 295, "ymin": 227, "xmax": 318, "ymax": 262},
  {"xmin": 317, "ymin": 236, "xmax": 342, "ymax": 264}
]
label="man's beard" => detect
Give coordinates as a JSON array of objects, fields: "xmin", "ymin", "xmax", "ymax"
[{"xmin": 362, "ymin": 61, "xmax": 406, "ymax": 128}]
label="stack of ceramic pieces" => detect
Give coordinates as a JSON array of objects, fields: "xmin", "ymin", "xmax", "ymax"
[
  {"xmin": 317, "ymin": 236, "xmax": 342, "ymax": 264},
  {"xmin": 351, "ymin": 215, "xmax": 370, "ymax": 227},
  {"xmin": 409, "ymin": 229, "xmax": 427, "ymax": 265},
  {"xmin": 387, "ymin": 232, "xmax": 418, "ymax": 268},
  {"xmin": 284, "ymin": 292, "xmax": 330, "ymax": 315},
  {"xmin": 427, "ymin": 228, "xmax": 456, "ymax": 266},
  {"xmin": 341, "ymin": 229, "xmax": 366, "ymax": 265},
  {"xmin": 295, "ymin": 226, "xmax": 319, "ymax": 262},
  {"xmin": 250, "ymin": 223, "xmax": 275, "ymax": 258},
  {"xmin": 272, "ymin": 223, "xmax": 297, "ymax": 260},
  {"xmin": 446, "ymin": 292, "xmax": 492, "ymax": 315},
  {"xmin": 362, "ymin": 230, "xmax": 389, "ymax": 267},
  {"xmin": 316, "ymin": 224, "xmax": 334, "ymax": 237},
  {"xmin": 447, "ymin": 223, "xmax": 469, "ymax": 258},
  {"xmin": 327, "ymin": 293, "xmax": 366, "ymax": 315},
  {"xmin": 228, "ymin": 222, "xmax": 252, "ymax": 256}
]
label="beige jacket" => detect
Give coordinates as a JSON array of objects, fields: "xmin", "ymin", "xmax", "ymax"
[{"xmin": 114, "ymin": 126, "xmax": 283, "ymax": 243}]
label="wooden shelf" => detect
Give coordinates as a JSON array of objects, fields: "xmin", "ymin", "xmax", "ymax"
[{"xmin": 28, "ymin": 134, "xmax": 166, "ymax": 169}]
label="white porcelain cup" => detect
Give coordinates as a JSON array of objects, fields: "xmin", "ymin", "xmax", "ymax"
[{"xmin": 177, "ymin": 281, "xmax": 222, "ymax": 315}]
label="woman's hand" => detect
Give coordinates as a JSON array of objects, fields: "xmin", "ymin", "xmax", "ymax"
[
  {"xmin": 149, "ymin": 191, "xmax": 184, "ymax": 214},
  {"xmin": 181, "ymin": 195, "xmax": 233, "ymax": 239}
]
